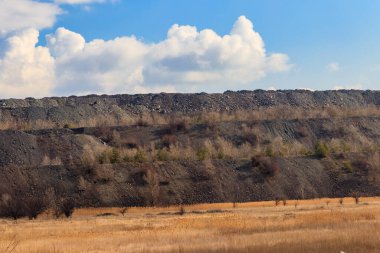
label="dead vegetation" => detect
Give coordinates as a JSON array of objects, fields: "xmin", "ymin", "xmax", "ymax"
[
  {"xmin": 0, "ymin": 197, "xmax": 379, "ymax": 253},
  {"xmin": 1, "ymin": 105, "xmax": 380, "ymax": 131}
]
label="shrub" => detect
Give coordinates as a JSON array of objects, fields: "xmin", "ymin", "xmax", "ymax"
[
  {"xmin": 251, "ymin": 156, "xmax": 280, "ymax": 177},
  {"xmin": 136, "ymin": 118, "xmax": 149, "ymax": 127},
  {"xmin": 352, "ymin": 193, "xmax": 360, "ymax": 204},
  {"xmin": 196, "ymin": 147, "xmax": 209, "ymax": 161},
  {"xmin": 58, "ymin": 198, "xmax": 75, "ymax": 218},
  {"xmin": 295, "ymin": 125, "xmax": 309, "ymax": 138},
  {"xmin": 161, "ymin": 134, "xmax": 177, "ymax": 148},
  {"xmin": 179, "ymin": 205, "xmax": 185, "ymax": 215},
  {"xmin": 265, "ymin": 147, "xmax": 274, "ymax": 157},
  {"xmin": 24, "ymin": 197, "xmax": 46, "ymax": 220},
  {"xmin": 314, "ymin": 141, "xmax": 329, "ymax": 158},
  {"xmin": 120, "ymin": 208, "xmax": 128, "ymax": 216},
  {"xmin": 98, "ymin": 151, "xmax": 109, "ymax": 164},
  {"xmin": 134, "ymin": 150, "xmax": 147, "ymax": 163},
  {"xmin": 343, "ymin": 161, "xmax": 353, "ymax": 173},
  {"xmin": 110, "ymin": 148, "xmax": 121, "ymax": 164},
  {"xmin": 0, "ymin": 194, "xmax": 26, "ymax": 220},
  {"xmin": 94, "ymin": 125, "xmax": 114, "ymax": 143},
  {"xmin": 157, "ymin": 149, "xmax": 171, "ymax": 161},
  {"xmin": 169, "ymin": 118, "xmax": 190, "ymax": 132}
]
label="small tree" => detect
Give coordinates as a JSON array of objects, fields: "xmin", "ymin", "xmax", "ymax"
[
  {"xmin": 0, "ymin": 194, "xmax": 26, "ymax": 220},
  {"xmin": 251, "ymin": 156, "xmax": 280, "ymax": 177},
  {"xmin": 352, "ymin": 193, "xmax": 360, "ymax": 204},
  {"xmin": 61, "ymin": 199, "xmax": 75, "ymax": 218},
  {"xmin": 24, "ymin": 197, "xmax": 46, "ymax": 220},
  {"xmin": 179, "ymin": 205, "xmax": 185, "ymax": 215},
  {"xmin": 120, "ymin": 207, "xmax": 128, "ymax": 216},
  {"xmin": 54, "ymin": 198, "xmax": 75, "ymax": 218}
]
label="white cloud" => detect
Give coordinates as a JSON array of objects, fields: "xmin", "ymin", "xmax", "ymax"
[
  {"xmin": 142, "ymin": 16, "xmax": 291, "ymax": 92},
  {"xmin": 0, "ymin": 16, "xmax": 292, "ymax": 98},
  {"xmin": 327, "ymin": 62, "xmax": 340, "ymax": 72},
  {"xmin": 0, "ymin": 0, "xmax": 61, "ymax": 34},
  {"xmin": 48, "ymin": 28, "xmax": 150, "ymax": 95},
  {"xmin": 0, "ymin": 29, "xmax": 55, "ymax": 98},
  {"xmin": 334, "ymin": 83, "xmax": 363, "ymax": 90}
]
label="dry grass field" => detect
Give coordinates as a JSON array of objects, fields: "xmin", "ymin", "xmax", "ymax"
[{"xmin": 0, "ymin": 197, "xmax": 379, "ymax": 253}]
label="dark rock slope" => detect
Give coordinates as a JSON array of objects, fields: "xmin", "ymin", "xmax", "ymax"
[
  {"xmin": 1, "ymin": 90, "xmax": 379, "ymax": 124},
  {"xmin": 0, "ymin": 90, "xmax": 379, "ymax": 207}
]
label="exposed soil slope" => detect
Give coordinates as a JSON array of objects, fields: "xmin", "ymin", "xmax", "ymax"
[{"xmin": 0, "ymin": 114, "xmax": 379, "ymax": 207}]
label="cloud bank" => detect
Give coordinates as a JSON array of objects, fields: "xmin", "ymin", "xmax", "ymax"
[{"xmin": 0, "ymin": 14, "xmax": 292, "ymax": 98}]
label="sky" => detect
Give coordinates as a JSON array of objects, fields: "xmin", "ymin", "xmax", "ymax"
[{"xmin": 0, "ymin": 0, "xmax": 379, "ymax": 98}]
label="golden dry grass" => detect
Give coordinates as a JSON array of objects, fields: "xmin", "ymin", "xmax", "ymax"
[{"xmin": 0, "ymin": 197, "xmax": 379, "ymax": 253}]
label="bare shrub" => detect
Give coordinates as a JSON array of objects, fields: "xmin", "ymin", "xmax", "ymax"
[
  {"xmin": 94, "ymin": 165, "xmax": 114, "ymax": 182},
  {"xmin": 352, "ymin": 193, "xmax": 360, "ymax": 204},
  {"xmin": 179, "ymin": 205, "xmax": 185, "ymax": 215},
  {"xmin": 124, "ymin": 137, "xmax": 139, "ymax": 149},
  {"xmin": 56, "ymin": 198, "xmax": 75, "ymax": 218},
  {"xmin": 24, "ymin": 197, "xmax": 46, "ymax": 220},
  {"xmin": 0, "ymin": 194, "xmax": 26, "ymax": 220},
  {"xmin": 93, "ymin": 125, "xmax": 114, "ymax": 143},
  {"xmin": 136, "ymin": 117, "xmax": 149, "ymax": 127},
  {"xmin": 251, "ymin": 156, "xmax": 280, "ymax": 177},
  {"xmin": 161, "ymin": 134, "xmax": 177, "ymax": 148},
  {"xmin": 169, "ymin": 117, "xmax": 190, "ymax": 133},
  {"xmin": 120, "ymin": 208, "xmax": 128, "ymax": 216},
  {"xmin": 295, "ymin": 125, "xmax": 309, "ymax": 138}
]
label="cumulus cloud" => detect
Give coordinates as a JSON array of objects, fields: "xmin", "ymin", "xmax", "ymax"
[
  {"xmin": 47, "ymin": 28, "xmax": 150, "ymax": 95},
  {"xmin": 143, "ymin": 16, "xmax": 291, "ymax": 90},
  {"xmin": 0, "ymin": 16, "xmax": 292, "ymax": 98},
  {"xmin": 0, "ymin": 29, "xmax": 55, "ymax": 98},
  {"xmin": 0, "ymin": 0, "xmax": 60, "ymax": 34},
  {"xmin": 327, "ymin": 62, "xmax": 340, "ymax": 72}
]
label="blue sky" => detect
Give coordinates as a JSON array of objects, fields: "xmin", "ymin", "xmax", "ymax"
[{"xmin": 0, "ymin": 0, "xmax": 379, "ymax": 98}]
